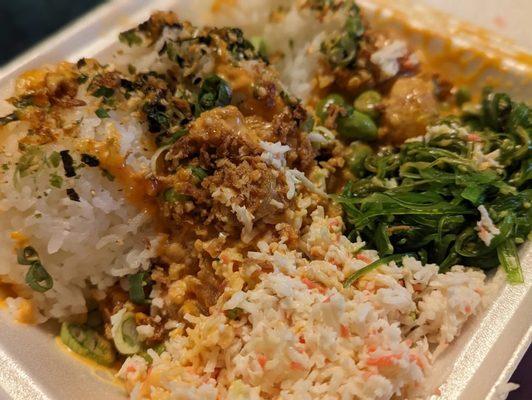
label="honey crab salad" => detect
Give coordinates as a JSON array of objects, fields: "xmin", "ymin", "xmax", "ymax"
[{"xmin": 0, "ymin": 1, "xmax": 530, "ymax": 399}]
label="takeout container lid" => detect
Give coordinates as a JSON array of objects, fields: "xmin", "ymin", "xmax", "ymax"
[{"xmin": 0, "ymin": 1, "xmax": 530, "ymax": 399}]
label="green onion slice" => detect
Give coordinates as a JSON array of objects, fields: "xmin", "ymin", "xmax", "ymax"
[
  {"xmin": 128, "ymin": 272, "xmax": 149, "ymax": 305},
  {"xmin": 112, "ymin": 311, "xmax": 141, "ymax": 355},
  {"xmin": 60, "ymin": 322, "xmax": 116, "ymax": 366},
  {"xmin": 163, "ymin": 188, "xmax": 190, "ymax": 203},
  {"xmin": 189, "ymin": 166, "xmax": 209, "ymax": 182},
  {"xmin": 25, "ymin": 262, "xmax": 53, "ymax": 292},
  {"xmin": 225, "ymin": 307, "xmax": 244, "ymax": 320},
  {"xmin": 17, "ymin": 246, "xmax": 39, "ymax": 265},
  {"xmin": 17, "ymin": 246, "xmax": 53, "ymax": 292}
]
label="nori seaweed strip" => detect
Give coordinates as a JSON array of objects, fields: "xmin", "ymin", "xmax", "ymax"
[
  {"xmin": 66, "ymin": 188, "xmax": 80, "ymax": 202},
  {"xmin": 81, "ymin": 154, "xmax": 100, "ymax": 167},
  {"xmin": 60, "ymin": 150, "xmax": 76, "ymax": 177}
]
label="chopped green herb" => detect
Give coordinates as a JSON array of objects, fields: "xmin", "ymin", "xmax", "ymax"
[
  {"xmin": 219, "ymin": 27, "xmax": 259, "ymax": 61},
  {"xmin": 92, "ymin": 86, "xmax": 115, "ymax": 98},
  {"xmin": 143, "ymin": 102, "xmax": 170, "ymax": 133},
  {"xmin": 198, "ymin": 75, "xmax": 232, "ymax": 112},
  {"xmin": 49, "ymin": 173, "xmax": 63, "ymax": 188},
  {"xmin": 127, "ymin": 64, "xmax": 137, "ymax": 75},
  {"xmin": 15, "ymin": 146, "xmax": 46, "ymax": 178},
  {"xmin": 153, "ymin": 343, "xmax": 166, "ymax": 355},
  {"xmin": 119, "ymin": 29, "xmax": 143, "ymax": 47},
  {"xmin": 1, "ymin": 163, "xmax": 9, "ymax": 171},
  {"xmin": 163, "ymin": 188, "xmax": 190, "ymax": 203},
  {"xmin": 225, "ymin": 307, "xmax": 244, "ymax": 320},
  {"xmin": 49, "ymin": 151, "xmax": 61, "ymax": 168},
  {"xmin": 95, "ymin": 107, "xmax": 110, "ymax": 119},
  {"xmin": 190, "ymin": 166, "xmax": 209, "ymax": 182},
  {"xmin": 77, "ymin": 74, "xmax": 89, "ymax": 84},
  {"xmin": 301, "ymin": 115, "xmax": 315, "ymax": 133},
  {"xmin": 320, "ymin": 3, "xmax": 364, "ymax": 68},
  {"xmin": 164, "ymin": 41, "xmax": 181, "ymax": 63}
]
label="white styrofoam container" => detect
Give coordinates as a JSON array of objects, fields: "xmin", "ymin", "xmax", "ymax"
[{"xmin": 0, "ymin": 1, "xmax": 530, "ymax": 399}]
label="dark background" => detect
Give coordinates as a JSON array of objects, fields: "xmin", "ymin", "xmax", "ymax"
[
  {"xmin": 0, "ymin": 0, "xmax": 104, "ymax": 65},
  {"xmin": 0, "ymin": 1, "xmax": 529, "ymax": 399}
]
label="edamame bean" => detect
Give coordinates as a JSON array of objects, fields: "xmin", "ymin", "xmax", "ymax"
[
  {"xmin": 316, "ymin": 94, "xmax": 347, "ymax": 121},
  {"xmin": 354, "ymin": 90, "xmax": 382, "ymax": 119},
  {"xmin": 337, "ymin": 109, "xmax": 378, "ymax": 141},
  {"xmin": 345, "ymin": 142, "xmax": 373, "ymax": 177}
]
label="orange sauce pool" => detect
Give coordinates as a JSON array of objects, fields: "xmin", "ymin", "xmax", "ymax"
[
  {"xmin": 54, "ymin": 337, "xmax": 124, "ymax": 388},
  {"xmin": 215, "ymin": 57, "xmax": 285, "ymax": 121}
]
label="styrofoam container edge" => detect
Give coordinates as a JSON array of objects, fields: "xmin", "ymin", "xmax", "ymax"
[{"xmin": 0, "ymin": 1, "xmax": 530, "ymax": 399}]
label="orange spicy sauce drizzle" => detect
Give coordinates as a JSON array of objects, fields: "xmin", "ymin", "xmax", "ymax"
[{"xmin": 76, "ymin": 135, "xmax": 161, "ymax": 217}]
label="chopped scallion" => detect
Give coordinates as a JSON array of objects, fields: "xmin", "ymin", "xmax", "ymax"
[
  {"xmin": 225, "ymin": 307, "xmax": 244, "ymax": 320},
  {"xmin": 95, "ymin": 108, "xmax": 110, "ymax": 119},
  {"xmin": 128, "ymin": 272, "xmax": 149, "ymax": 305},
  {"xmin": 25, "ymin": 261, "xmax": 53, "ymax": 292},
  {"xmin": 112, "ymin": 311, "xmax": 141, "ymax": 355},
  {"xmin": 190, "ymin": 166, "xmax": 209, "ymax": 182},
  {"xmin": 61, "ymin": 322, "xmax": 116, "ymax": 366},
  {"xmin": 50, "ymin": 173, "xmax": 63, "ymax": 188},
  {"xmin": 163, "ymin": 188, "xmax": 190, "ymax": 203},
  {"xmin": 17, "ymin": 246, "xmax": 53, "ymax": 293}
]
